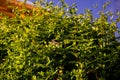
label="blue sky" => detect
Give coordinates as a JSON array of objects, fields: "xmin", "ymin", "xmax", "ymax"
[
  {"xmin": 22, "ymin": 0, "xmax": 120, "ymax": 36},
  {"xmin": 26, "ymin": 0, "xmax": 120, "ymax": 16}
]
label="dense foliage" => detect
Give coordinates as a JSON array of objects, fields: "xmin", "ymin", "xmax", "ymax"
[{"xmin": 0, "ymin": 0, "xmax": 120, "ymax": 80}]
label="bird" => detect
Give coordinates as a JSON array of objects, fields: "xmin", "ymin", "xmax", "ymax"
[{"xmin": 51, "ymin": 39, "xmax": 61, "ymax": 45}]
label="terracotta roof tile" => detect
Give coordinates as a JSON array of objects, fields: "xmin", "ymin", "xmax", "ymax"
[{"xmin": 0, "ymin": 0, "xmax": 35, "ymax": 17}]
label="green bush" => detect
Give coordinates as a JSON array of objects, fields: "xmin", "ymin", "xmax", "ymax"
[{"xmin": 0, "ymin": 0, "xmax": 120, "ymax": 80}]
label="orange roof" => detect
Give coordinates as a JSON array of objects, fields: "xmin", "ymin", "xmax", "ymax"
[{"xmin": 0, "ymin": 0, "xmax": 36, "ymax": 17}]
